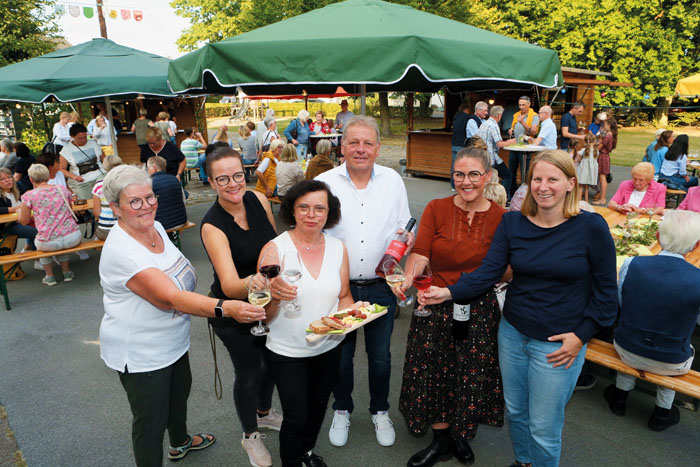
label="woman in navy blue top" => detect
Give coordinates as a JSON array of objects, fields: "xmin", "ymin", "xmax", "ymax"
[{"xmin": 423, "ymin": 150, "xmax": 617, "ymax": 467}]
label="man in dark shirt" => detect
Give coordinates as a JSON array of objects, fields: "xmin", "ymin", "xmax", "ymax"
[
  {"xmin": 451, "ymin": 104, "xmax": 470, "ymax": 189},
  {"xmin": 560, "ymin": 102, "xmax": 585, "ymax": 150}
]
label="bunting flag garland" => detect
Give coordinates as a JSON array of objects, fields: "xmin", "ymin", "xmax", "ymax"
[
  {"xmin": 109, "ymin": 9, "xmax": 118, "ymax": 19},
  {"xmin": 54, "ymin": 4, "xmax": 65, "ymax": 15},
  {"xmin": 68, "ymin": 4, "xmax": 80, "ymax": 17},
  {"xmin": 83, "ymin": 7, "xmax": 94, "ymax": 18},
  {"xmin": 56, "ymin": 2, "xmax": 145, "ymax": 21},
  {"xmin": 121, "ymin": 9, "xmax": 131, "ymax": 21},
  {"xmin": 133, "ymin": 10, "xmax": 143, "ymax": 22}
]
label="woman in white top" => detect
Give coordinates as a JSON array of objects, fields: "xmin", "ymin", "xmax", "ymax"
[
  {"xmin": 98, "ymin": 165, "xmax": 264, "ymax": 466},
  {"xmin": 91, "ymin": 115, "xmax": 113, "ymax": 147},
  {"xmin": 265, "ymin": 180, "xmax": 357, "ymax": 467},
  {"xmin": 275, "ymin": 143, "xmax": 304, "ymax": 197},
  {"xmin": 52, "ymin": 111, "xmax": 72, "ymax": 153},
  {"xmin": 261, "ymin": 117, "xmax": 279, "ymax": 152},
  {"xmin": 59, "ymin": 123, "xmax": 105, "ymax": 200}
]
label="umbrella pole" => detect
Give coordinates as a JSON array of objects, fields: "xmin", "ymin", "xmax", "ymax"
[
  {"xmin": 360, "ymin": 85, "xmax": 366, "ymax": 116},
  {"xmin": 104, "ymin": 97, "xmax": 119, "ymax": 157}
]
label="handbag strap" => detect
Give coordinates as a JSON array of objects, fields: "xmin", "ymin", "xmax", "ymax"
[{"xmin": 56, "ymin": 186, "xmax": 79, "ymax": 222}]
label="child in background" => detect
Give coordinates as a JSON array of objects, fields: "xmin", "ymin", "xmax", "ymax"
[
  {"xmin": 577, "ymin": 133, "xmax": 599, "ymax": 203},
  {"xmin": 569, "ymin": 138, "xmax": 582, "ymax": 167},
  {"xmin": 484, "ymin": 171, "xmax": 507, "ymax": 208}
]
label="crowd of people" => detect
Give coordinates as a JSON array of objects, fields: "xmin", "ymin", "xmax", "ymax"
[{"xmin": 3, "ymin": 100, "xmax": 697, "ymax": 467}]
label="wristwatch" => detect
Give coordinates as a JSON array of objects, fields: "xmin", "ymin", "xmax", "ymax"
[{"xmin": 214, "ymin": 299, "xmax": 225, "ymax": 318}]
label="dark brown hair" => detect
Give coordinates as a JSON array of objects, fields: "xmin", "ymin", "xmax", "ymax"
[{"xmin": 280, "ymin": 180, "xmax": 341, "ymax": 229}]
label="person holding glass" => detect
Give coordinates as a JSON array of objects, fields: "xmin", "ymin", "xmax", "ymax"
[
  {"xmin": 394, "ymin": 147, "xmax": 507, "ymax": 467},
  {"xmin": 421, "ymin": 150, "xmax": 618, "ymax": 467},
  {"xmin": 200, "ymin": 145, "xmax": 282, "ymax": 467},
  {"xmin": 266, "ymin": 179, "xmax": 357, "ymax": 467},
  {"xmin": 98, "ymin": 165, "xmax": 264, "ymax": 466}
]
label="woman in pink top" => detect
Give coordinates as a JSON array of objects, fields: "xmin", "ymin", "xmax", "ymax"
[
  {"xmin": 678, "ymin": 186, "xmax": 700, "ymax": 213},
  {"xmin": 608, "ymin": 162, "xmax": 666, "ymax": 215},
  {"xmin": 19, "ymin": 163, "xmax": 81, "ymax": 286}
]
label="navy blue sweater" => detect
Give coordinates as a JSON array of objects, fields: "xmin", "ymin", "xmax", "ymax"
[
  {"xmin": 152, "ymin": 171, "xmax": 187, "ymax": 230},
  {"xmin": 447, "ymin": 211, "xmax": 618, "ymax": 343},
  {"xmin": 616, "ymin": 254, "xmax": 700, "ymax": 363}
]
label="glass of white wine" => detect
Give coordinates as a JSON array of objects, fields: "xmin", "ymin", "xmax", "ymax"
[
  {"xmin": 282, "ymin": 250, "xmax": 303, "ymax": 317},
  {"xmin": 626, "ymin": 211, "xmax": 639, "ymax": 227},
  {"xmin": 382, "ymin": 258, "xmax": 414, "ymax": 307},
  {"xmin": 249, "ymin": 273, "xmax": 271, "ymax": 336}
]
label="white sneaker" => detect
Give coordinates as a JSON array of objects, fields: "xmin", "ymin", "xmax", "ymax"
[
  {"xmin": 75, "ymin": 250, "xmax": 89, "ymax": 260},
  {"xmin": 257, "ymin": 407, "xmax": 283, "ymax": 431},
  {"xmin": 34, "ymin": 260, "xmax": 44, "ymax": 271},
  {"xmin": 328, "ymin": 410, "xmax": 351, "ymax": 447},
  {"xmin": 371, "ymin": 411, "xmax": 395, "ymax": 447},
  {"xmin": 241, "ymin": 432, "xmax": 272, "ymax": 467}
]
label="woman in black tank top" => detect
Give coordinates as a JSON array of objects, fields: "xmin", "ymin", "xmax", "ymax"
[{"xmin": 200, "ymin": 146, "xmax": 281, "ymax": 466}]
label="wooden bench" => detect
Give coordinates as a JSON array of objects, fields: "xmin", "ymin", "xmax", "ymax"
[
  {"xmin": 665, "ymin": 188, "xmax": 686, "ymax": 208},
  {"xmin": 585, "ymin": 339, "xmax": 700, "ymax": 410},
  {"xmin": 165, "ymin": 221, "xmax": 196, "ymax": 250},
  {"xmin": 0, "ymin": 240, "xmax": 105, "ymax": 311},
  {"xmin": 268, "ymin": 196, "xmax": 281, "ymax": 213}
]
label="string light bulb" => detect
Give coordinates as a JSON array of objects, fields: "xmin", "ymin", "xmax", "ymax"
[{"xmin": 488, "ymin": 99, "xmax": 494, "ymax": 105}]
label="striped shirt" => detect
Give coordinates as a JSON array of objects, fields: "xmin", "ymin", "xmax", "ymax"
[
  {"xmin": 180, "ymin": 138, "xmax": 203, "ymax": 168},
  {"xmin": 92, "ymin": 180, "xmax": 117, "ymax": 231}
]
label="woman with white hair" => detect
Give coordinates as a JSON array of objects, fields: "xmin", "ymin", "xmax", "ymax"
[
  {"xmin": 257, "ymin": 108, "xmax": 275, "ymax": 150},
  {"xmin": 605, "ymin": 209, "xmax": 700, "ymax": 431},
  {"xmin": 260, "ymin": 117, "xmax": 279, "ymax": 152},
  {"xmin": 608, "ymin": 162, "xmax": 666, "ymax": 216},
  {"xmin": 284, "ymin": 109, "xmax": 311, "ymax": 160},
  {"xmin": 98, "ymin": 165, "xmax": 264, "ymax": 466},
  {"xmin": 18, "ymin": 163, "xmax": 81, "ymax": 286}
]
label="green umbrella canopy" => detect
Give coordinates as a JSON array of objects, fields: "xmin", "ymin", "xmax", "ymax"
[
  {"xmin": 0, "ymin": 38, "xmax": 177, "ymax": 103},
  {"xmin": 168, "ymin": 0, "xmax": 563, "ymax": 95}
]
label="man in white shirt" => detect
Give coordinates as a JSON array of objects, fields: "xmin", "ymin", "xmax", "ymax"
[
  {"xmin": 530, "ymin": 106, "xmax": 558, "ymax": 150},
  {"xmin": 466, "ymin": 101, "xmax": 488, "ymax": 139},
  {"xmin": 316, "ymin": 116, "xmax": 413, "ymax": 449},
  {"xmin": 334, "ymin": 100, "xmax": 355, "ymax": 158}
]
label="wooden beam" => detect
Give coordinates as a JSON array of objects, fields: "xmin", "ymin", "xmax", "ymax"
[
  {"xmin": 407, "ymin": 93, "xmax": 414, "ymax": 132},
  {"xmin": 565, "ymin": 79, "xmax": 633, "ymax": 87}
]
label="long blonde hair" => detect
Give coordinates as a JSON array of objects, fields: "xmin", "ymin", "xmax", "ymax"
[
  {"xmin": 521, "ymin": 150, "xmax": 580, "ymax": 218},
  {"xmin": 0, "ymin": 168, "xmax": 19, "ymax": 200},
  {"xmin": 213, "ymin": 124, "xmax": 229, "ymax": 143},
  {"xmin": 584, "ymin": 133, "xmax": 598, "ymax": 159}
]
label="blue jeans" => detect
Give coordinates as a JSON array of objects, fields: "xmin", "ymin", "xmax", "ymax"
[
  {"xmin": 667, "ymin": 174, "xmax": 699, "ymax": 190},
  {"xmin": 188, "ymin": 154, "xmax": 207, "ymax": 181},
  {"xmin": 493, "ymin": 161, "xmax": 513, "ymax": 200},
  {"xmin": 508, "ymin": 152, "xmax": 531, "ymax": 197},
  {"xmin": 451, "ymin": 145, "xmax": 463, "ymax": 189},
  {"xmin": 295, "ymin": 143, "xmax": 308, "ymax": 161},
  {"xmin": 498, "ymin": 317, "xmax": 586, "ymax": 467},
  {"xmin": 2, "ymin": 223, "xmax": 37, "ymax": 250},
  {"xmin": 332, "ymin": 281, "xmax": 397, "ymax": 414}
]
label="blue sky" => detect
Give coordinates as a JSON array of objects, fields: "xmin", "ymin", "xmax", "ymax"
[{"xmin": 55, "ymin": 0, "xmax": 190, "ymax": 58}]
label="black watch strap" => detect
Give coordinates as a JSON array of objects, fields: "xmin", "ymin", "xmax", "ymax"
[{"xmin": 214, "ymin": 299, "xmax": 225, "ymax": 318}]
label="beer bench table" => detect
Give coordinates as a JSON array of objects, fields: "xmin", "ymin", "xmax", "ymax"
[
  {"xmin": 0, "ymin": 221, "xmax": 197, "ymax": 310},
  {"xmin": 585, "ymin": 339, "xmax": 700, "ymax": 411}
]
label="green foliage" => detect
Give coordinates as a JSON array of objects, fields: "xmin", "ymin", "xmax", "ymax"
[
  {"xmin": 0, "ymin": 0, "xmax": 59, "ymax": 67},
  {"xmin": 668, "ymin": 112, "xmax": 700, "ymax": 127}
]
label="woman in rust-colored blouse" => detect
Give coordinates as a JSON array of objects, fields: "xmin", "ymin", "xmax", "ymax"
[{"xmin": 395, "ymin": 147, "xmax": 507, "ymax": 467}]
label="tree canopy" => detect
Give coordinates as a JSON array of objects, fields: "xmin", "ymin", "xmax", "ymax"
[
  {"xmin": 171, "ymin": 0, "xmax": 700, "ymax": 107},
  {"xmin": 0, "ymin": 0, "xmax": 59, "ymax": 67}
]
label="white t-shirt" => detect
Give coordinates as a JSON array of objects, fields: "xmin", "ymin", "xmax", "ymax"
[
  {"xmin": 60, "ymin": 140, "xmax": 104, "ymax": 179},
  {"xmin": 48, "ymin": 171, "xmax": 67, "ymax": 188},
  {"xmin": 628, "ymin": 190, "xmax": 646, "ymax": 207},
  {"xmin": 99, "ymin": 221, "xmax": 196, "ymax": 373},
  {"xmin": 266, "ymin": 231, "xmax": 345, "ymax": 358}
]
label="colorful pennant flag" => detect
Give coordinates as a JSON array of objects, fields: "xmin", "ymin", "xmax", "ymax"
[
  {"xmin": 54, "ymin": 4, "xmax": 65, "ymax": 15},
  {"xmin": 134, "ymin": 10, "xmax": 143, "ymax": 21},
  {"xmin": 109, "ymin": 9, "xmax": 118, "ymax": 19},
  {"xmin": 121, "ymin": 9, "xmax": 131, "ymax": 21},
  {"xmin": 68, "ymin": 4, "xmax": 80, "ymax": 17},
  {"xmin": 83, "ymin": 7, "xmax": 94, "ymax": 18}
]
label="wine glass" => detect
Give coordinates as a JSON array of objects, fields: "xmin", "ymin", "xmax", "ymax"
[
  {"xmin": 412, "ymin": 260, "xmax": 433, "ymax": 317},
  {"xmin": 382, "ymin": 258, "xmax": 414, "ymax": 307},
  {"xmin": 626, "ymin": 211, "xmax": 639, "ymax": 227},
  {"xmin": 645, "ymin": 205, "xmax": 657, "ymax": 221},
  {"xmin": 249, "ymin": 274, "xmax": 271, "ymax": 336},
  {"xmin": 259, "ymin": 244, "xmax": 281, "ymax": 280},
  {"xmin": 282, "ymin": 250, "xmax": 303, "ymax": 317}
]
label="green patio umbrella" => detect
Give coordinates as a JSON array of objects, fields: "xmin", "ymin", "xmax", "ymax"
[
  {"xmin": 0, "ymin": 38, "xmax": 176, "ymax": 103},
  {"xmin": 168, "ymin": 0, "xmax": 563, "ymax": 96},
  {"xmin": 0, "ymin": 38, "xmax": 177, "ymax": 155}
]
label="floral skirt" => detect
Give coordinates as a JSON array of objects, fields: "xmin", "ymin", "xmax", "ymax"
[{"xmin": 399, "ymin": 291, "xmax": 504, "ymax": 441}]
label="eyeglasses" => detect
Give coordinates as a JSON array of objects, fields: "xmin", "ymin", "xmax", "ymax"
[
  {"xmin": 453, "ymin": 170, "xmax": 486, "ymax": 183},
  {"xmin": 214, "ymin": 172, "xmax": 246, "ymax": 186},
  {"xmin": 295, "ymin": 204, "xmax": 328, "ymax": 215},
  {"xmin": 127, "ymin": 194, "xmax": 158, "ymax": 210}
]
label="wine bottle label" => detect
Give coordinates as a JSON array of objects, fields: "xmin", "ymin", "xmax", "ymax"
[
  {"xmin": 385, "ymin": 239, "xmax": 407, "ymax": 260},
  {"xmin": 453, "ymin": 303, "xmax": 470, "ymax": 321}
]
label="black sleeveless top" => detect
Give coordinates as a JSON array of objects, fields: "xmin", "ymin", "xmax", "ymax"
[{"xmin": 201, "ymin": 190, "xmax": 276, "ymax": 328}]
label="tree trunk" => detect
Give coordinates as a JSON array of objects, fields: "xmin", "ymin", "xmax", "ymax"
[
  {"xmin": 655, "ymin": 96, "xmax": 672, "ymax": 127},
  {"xmin": 378, "ymin": 92, "xmax": 392, "ymax": 138}
]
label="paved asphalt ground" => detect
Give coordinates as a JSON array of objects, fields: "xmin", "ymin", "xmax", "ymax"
[{"xmin": 1, "ymin": 163, "xmax": 699, "ymax": 467}]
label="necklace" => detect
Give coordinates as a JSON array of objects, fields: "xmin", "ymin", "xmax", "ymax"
[
  {"xmin": 121, "ymin": 223, "xmax": 157, "ymax": 248},
  {"xmin": 291, "ymin": 230, "xmax": 322, "ymax": 250}
]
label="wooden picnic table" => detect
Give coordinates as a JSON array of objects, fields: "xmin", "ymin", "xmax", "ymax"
[
  {"xmin": 0, "ymin": 199, "xmax": 93, "ymax": 225},
  {"xmin": 593, "ymin": 206, "xmax": 700, "ymax": 268}
]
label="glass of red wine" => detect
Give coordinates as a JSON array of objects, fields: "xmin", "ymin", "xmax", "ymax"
[
  {"xmin": 259, "ymin": 245, "xmax": 281, "ymax": 280},
  {"xmin": 412, "ymin": 260, "xmax": 433, "ymax": 317}
]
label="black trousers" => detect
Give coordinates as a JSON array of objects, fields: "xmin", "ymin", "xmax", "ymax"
[
  {"xmin": 268, "ymin": 346, "xmax": 341, "ymax": 467},
  {"xmin": 118, "ymin": 352, "xmax": 192, "ymax": 467}
]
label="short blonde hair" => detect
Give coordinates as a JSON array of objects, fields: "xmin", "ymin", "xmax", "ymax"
[
  {"xmin": 484, "ymin": 171, "xmax": 507, "ymax": 207},
  {"xmin": 157, "ymin": 111, "xmax": 169, "ymax": 121},
  {"xmin": 239, "ymin": 125, "xmax": 250, "ymax": 139},
  {"xmin": 270, "ymin": 139, "xmax": 284, "ymax": 152},
  {"xmin": 146, "ymin": 155, "xmax": 167, "ymax": 172},
  {"xmin": 631, "ymin": 162, "xmax": 655, "ymax": 181},
  {"xmin": 521, "ymin": 150, "xmax": 580, "ymax": 218},
  {"xmin": 103, "ymin": 155, "xmax": 123, "ymax": 172},
  {"xmin": 145, "ymin": 127, "xmax": 163, "ymax": 141},
  {"xmin": 27, "ymin": 163, "xmax": 50, "ymax": 183},
  {"xmin": 316, "ymin": 139, "xmax": 332, "ymax": 156},
  {"xmin": 280, "ymin": 144, "xmax": 298, "ymax": 162}
]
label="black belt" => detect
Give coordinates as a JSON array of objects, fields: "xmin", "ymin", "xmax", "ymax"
[{"xmin": 350, "ymin": 278, "xmax": 382, "ymax": 287}]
